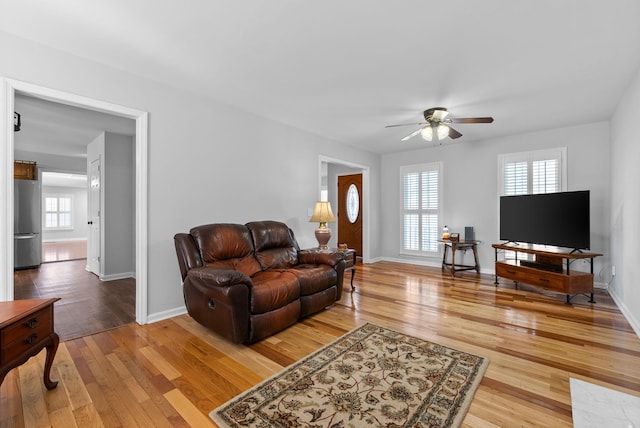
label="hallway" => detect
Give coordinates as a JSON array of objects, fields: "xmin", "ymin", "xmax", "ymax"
[{"xmin": 14, "ymin": 259, "xmax": 135, "ymax": 341}]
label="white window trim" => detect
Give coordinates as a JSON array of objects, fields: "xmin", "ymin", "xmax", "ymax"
[
  {"xmin": 497, "ymin": 147, "xmax": 567, "ymax": 260},
  {"xmin": 399, "ymin": 161, "xmax": 443, "ymax": 257},
  {"xmin": 43, "ymin": 193, "xmax": 74, "ymax": 230},
  {"xmin": 497, "ymin": 147, "xmax": 567, "ymax": 196}
]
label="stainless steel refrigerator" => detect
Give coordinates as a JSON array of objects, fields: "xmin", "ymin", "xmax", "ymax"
[{"xmin": 14, "ymin": 178, "xmax": 42, "ymax": 269}]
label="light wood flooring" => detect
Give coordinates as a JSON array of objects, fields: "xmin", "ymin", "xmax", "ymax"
[
  {"xmin": 42, "ymin": 240, "xmax": 87, "ymax": 263},
  {"xmin": 1, "ymin": 261, "xmax": 639, "ymax": 427}
]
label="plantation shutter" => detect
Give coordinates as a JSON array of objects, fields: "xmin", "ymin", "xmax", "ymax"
[
  {"xmin": 401, "ymin": 163, "xmax": 441, "ymax": 255},
  {"xmin": 499, "ymin": 148, "xmax": 565, "ymax": 197}
]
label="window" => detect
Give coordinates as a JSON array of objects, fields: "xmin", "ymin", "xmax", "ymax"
[
  {"xmin": 346, "ymin": 184, "xmax": 359, "ymax": 223},
  {"xmin": 498, "ymin": 148, "xmax": 566, "ymax": 259},
  {"xmin": 498, "ymin": 148, "xmax": 566, "ymax": 197},
  {"xmin": 400, "ymin": 162, "xmax": 442, "ymax": 255},
  {"xmin": 44, "ymin": 195, "xmax": 73, "ymax": 229}
]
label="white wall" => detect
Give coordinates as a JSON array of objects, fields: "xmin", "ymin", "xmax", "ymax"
[
  {"xmin": 41, "ymin": 185, "xmax": 87, "ymax": 242},
  {"xmin": 104, "ymin": 132, "xmax": 135, "ymax": 279},
  {"xmin": 2, "ymin": 29, "xmax": 626, "ymax": 327},
  {"xmin": 610, "ymin": 66, "xmax": 640, "ymax": 335},
  {"xmin": 380, "ymin": 122, "xmax": 611, "ymax": 280},
  {"xmin": 0, "ymin": 31, "xmax": 380, "ymax": 317},
  {"xmin": 14, "ymin": 150, "xmax": 86, "ymax": 172}
]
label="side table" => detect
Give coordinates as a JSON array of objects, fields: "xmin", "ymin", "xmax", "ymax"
[
  {"xmin": 0, "ymin": 298, "xmax": 61, "ymax": 389},
  {"xmin": 337, "ymin": 248, "xmax": 357, "ymax": 290},
  {"xmin": 439, "ymin": 239, "xmax": 480, "ymax": 276}
]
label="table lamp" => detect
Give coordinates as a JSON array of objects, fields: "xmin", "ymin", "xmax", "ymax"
[{"xmin": 309, "ymin": 201, "xmax": 336, "ymax": 250}]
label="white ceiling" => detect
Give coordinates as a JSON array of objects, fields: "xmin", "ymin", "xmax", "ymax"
[
  {"xmin": 3, "ymin": 0, "xmax": 640, "ymax": 154},
  {"xmin": 14, "ymin": 95, "xmax": 135, "ymax": 158},
  {"xmin": 42, "ymin": 171, "xmax": 87, "ymax": 188}
]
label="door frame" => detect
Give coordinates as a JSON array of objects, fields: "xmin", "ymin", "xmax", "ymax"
[
  {"xmin": 319, "ymin": 155, "xmax": 370, "ymax": 262},
  {"xmin": 1, "ymin": 78, "xmax": 150, "ymax": 324}
]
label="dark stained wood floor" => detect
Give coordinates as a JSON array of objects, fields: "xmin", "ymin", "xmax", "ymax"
[{"xmin": 13, "ymin": 259, "xmax": 135, "ymax": 341}]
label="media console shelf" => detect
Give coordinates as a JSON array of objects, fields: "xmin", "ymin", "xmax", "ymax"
[{"xmin": 492, "ymin": 242, "xmax": 602, "ymax": 304}]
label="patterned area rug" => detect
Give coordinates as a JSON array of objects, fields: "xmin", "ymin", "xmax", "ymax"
[{"xmin": 210, "ymin": 323, "xmax": 489, "ymax": 427}]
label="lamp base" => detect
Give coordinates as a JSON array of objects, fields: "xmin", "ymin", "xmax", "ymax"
[{"xmin": 315, "ymin": 227, "xmax": 332, "ymax": 250}]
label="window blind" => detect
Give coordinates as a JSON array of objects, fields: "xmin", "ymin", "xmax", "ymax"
[
  {"xmin": 401, "ymin": 163, "xmax": 441, "ymax": 255},
  {"xmin": 44, "ymin": 195, "xmax": 72, "ymax": 229}
]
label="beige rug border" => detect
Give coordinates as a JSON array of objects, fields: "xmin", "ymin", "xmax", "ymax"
[{"xmin": 210, "ymin": 322, "xmax": 489, "ymax": 427}]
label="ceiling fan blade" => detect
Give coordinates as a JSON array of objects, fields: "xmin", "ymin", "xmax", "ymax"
[
  {"xmin": 448, "ymin": 126, "xmax": 463, "ymax": 139},
  {"xmin": 401, "ymin": 127, "xmax": 424, "ymax": 141},
  {"xmin": 385, "ymin": 122, "xmax": 427, "ymax": 128},
  {"xmin": 449, "ymin": 117, "xmax": 494, "ymax": 124}
]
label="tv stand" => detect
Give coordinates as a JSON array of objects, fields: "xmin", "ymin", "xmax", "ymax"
[{"xmin": 492, "ymin": 242, "xmax": 602, "ymax": 304}]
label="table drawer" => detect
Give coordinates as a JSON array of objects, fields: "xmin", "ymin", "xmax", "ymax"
[
  {"xmin": 343, "ymin": 249, "xmax": 356, "ymax": 269},
  {"xmin": 1, "ymin": 307, "xmax": 52, "ymax": 364},
  {"xmin": 496, "ymin": 263, "xmax": 566, "ymax": 292}
]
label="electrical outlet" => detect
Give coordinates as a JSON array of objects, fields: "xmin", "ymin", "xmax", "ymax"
[{"xmin": 612, "ymin": 265, "xmax": 616, "ymax": 276}]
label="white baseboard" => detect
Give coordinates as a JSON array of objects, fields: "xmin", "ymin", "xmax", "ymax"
[
  {"xmin": 100, "ymin": 272, "xmax": 135, "ymax": 281},
  {"xmin": 146, "ymin": 305, "xmax": 188, "ymax": 324},
  {"xmin": 608, "ymin": 286, "xmax": 640, "ymax": 339},
  {"xmin": 376, "ymin": 256, "xmax": 494, "ymax": 275},
  {"xmin": 42, "ymin": 238, "xmax": 87, "ymax": 242}
]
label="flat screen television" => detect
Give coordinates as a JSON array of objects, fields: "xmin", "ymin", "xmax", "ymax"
[{"xmin": 499, "ymin": 190, "xmax": 590, "ymax": 250}]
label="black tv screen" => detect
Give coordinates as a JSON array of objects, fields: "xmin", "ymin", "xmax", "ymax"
[{"xmin": 499, "ymin": 190, "xmax": 590, "ymax": 250}]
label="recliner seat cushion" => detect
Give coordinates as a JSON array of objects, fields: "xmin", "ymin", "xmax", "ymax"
[
  {"xmin": 290, "ymin": 264, "xmax": 337, "ymax": 296},
  {"xmin": 190, "ymin": 223, "xmax": 261, "ymax": 277},
  {"xmin": 250, "ymin": 271, "xmax": 300, "ymax": 313}
]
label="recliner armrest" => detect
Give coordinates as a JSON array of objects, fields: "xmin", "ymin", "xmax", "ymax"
[
  {"xmin": 187, "ymin": 267, "xmax": 253, "ymax": 288},
  {"xmin": 298, "ymin": 249, "xmax": 345, "ymax": 267}
]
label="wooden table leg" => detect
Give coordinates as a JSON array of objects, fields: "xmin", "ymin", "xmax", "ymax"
[
  {"xmin": 43, "ymin": 333, "xmax": 60, "ymax": 390},
  {"xmin": 441, "ymin": 244, "xmax": 448, "ymax": 271},
  {"xmin": 472, "ymin": 244, "xmax": 480, "ymax": 273},
  {"xmin": 451, "ymin": 245, "xmax": 457, "ymax": 276}
]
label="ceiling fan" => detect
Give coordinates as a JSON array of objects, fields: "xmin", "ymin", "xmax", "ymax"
[{"xmin": 386, "ymin": 107, "xmax": 493, "ymax": 142}]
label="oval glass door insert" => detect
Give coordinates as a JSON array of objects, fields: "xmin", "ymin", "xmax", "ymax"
[{"xmin": 346, "ymin": 184, "xmax": 359, "ymax": 223}]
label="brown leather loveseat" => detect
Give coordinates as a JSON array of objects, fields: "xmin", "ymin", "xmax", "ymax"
[{"xmin": 174, "ymin": 221, "xmax": 346, "ymax": 343}]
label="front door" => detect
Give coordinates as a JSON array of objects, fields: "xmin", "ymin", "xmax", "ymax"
[{"xmin": 337, "ymin": 173, "xmax": 362, "ymax": 255}]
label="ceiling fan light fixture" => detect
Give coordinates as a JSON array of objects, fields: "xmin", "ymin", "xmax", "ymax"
[
  {"xmin": 436, "ymin": 124, "xmax": 449, "ymax": 140},
  {"xmin": 420, "ymin": 126, "xmax": 433, "ymax": 141}
]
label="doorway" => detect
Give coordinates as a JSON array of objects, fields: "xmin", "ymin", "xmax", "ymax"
[
  {"xmin": 41, "ymin": 171, "xmax": 88, "ymax": 263},
  {"xmin": 1, "ymin": 78, "xmax": 149, "ymax": 324},
  {"xmin": 320, "ymin": 156, "xmax": 369, "ymax": 262},
  {"xmin": 337, "ymin": 173, "xmax": 363, "ymax": 255}
]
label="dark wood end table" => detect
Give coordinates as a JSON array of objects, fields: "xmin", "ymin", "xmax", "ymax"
[
  {"xmin": 439, "ymin": 239, "xmax": 480, "ymax": 276},
  {"xmin": 0, "ymin": 298, "xmax": 61, "ymax": 389}
]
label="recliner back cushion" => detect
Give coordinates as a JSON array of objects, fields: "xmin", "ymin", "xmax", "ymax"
[
  {"xmin": 246, "ymin": 221, "xmax": 298, "ymax": 270},
  {"xmin": 190, "ymin": 223, "xmax": 261, "ymax": 277}
]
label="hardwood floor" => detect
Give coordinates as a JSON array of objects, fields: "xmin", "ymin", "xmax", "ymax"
[
  {"xmin": 42, "ymin": 240, "xmax": 87, "ymax": 263},
  {"xmin": 13, "ymin": 259, "xmax": 135, "ymax": 341},
  {"xmin": 1, "ymin": 261, "xmax": 638, "ymax": 427}
]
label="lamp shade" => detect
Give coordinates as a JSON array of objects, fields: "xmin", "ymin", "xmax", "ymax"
[
  {"xmin": 436, "ymin": 124, "xmax": 449, "ymax": 140},
  {"xmin": 421, "ymin": 124, "xmax": 450, "ymax": 142},
  {"xmin": 309, "ymin": 201, "xmax": 336, "ymax": 224},
  {"xmin": 420, "ymin": 126, "xmax": 433, "ymax": 141}
]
